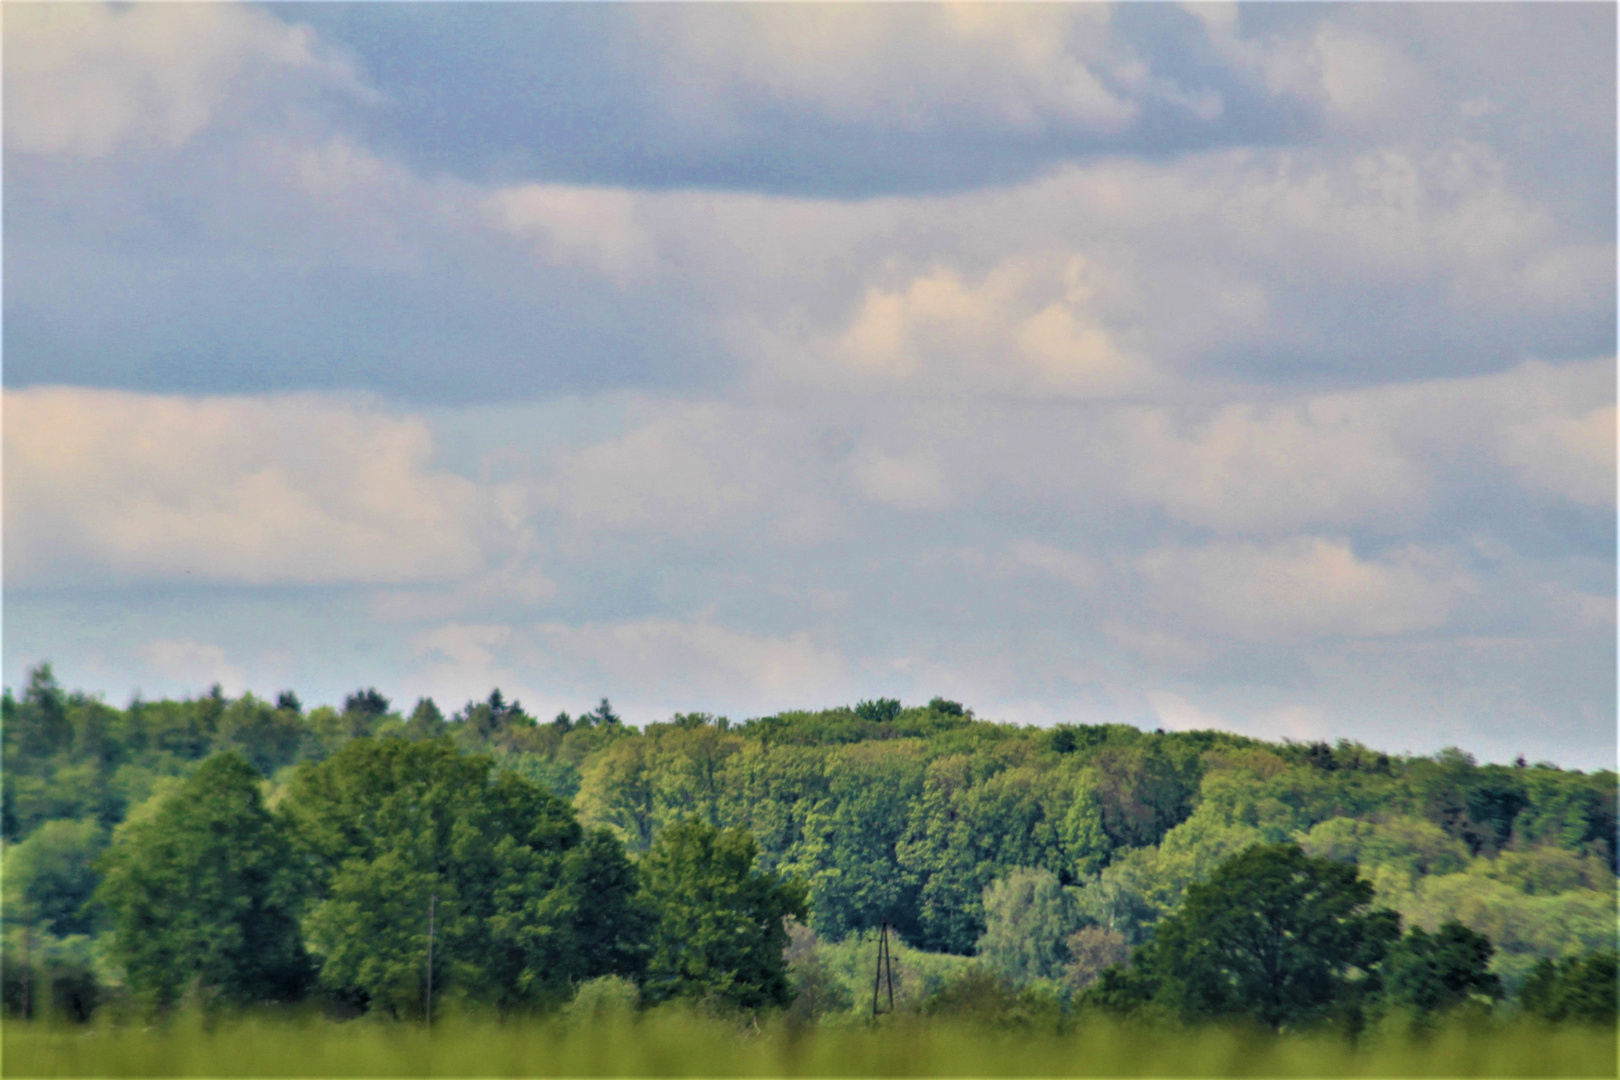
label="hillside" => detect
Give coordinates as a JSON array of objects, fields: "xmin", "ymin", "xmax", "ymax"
[{"xmin": 3, "ymin": 665, "xmax": 1614, "ymax": 1008}]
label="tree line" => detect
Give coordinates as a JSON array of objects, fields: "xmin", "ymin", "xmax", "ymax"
[{"xmin": 2, "ymin": 665, "xmax": 1615, "ymax": 1029}]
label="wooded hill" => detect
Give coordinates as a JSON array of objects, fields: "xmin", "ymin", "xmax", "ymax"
[{"xmin": 3, "ymin": 664, "xmax": 1615, "ymax": 1019}]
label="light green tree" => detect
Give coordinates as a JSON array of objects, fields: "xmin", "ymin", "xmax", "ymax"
[{"xmin": 976, "ymin": 867, "xmax": 1081, "ymax": 985}]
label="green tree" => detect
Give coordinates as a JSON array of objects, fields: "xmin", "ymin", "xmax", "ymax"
[
  {"xmin": 576, "ymin": 736, "xmax": 657, "ymax": 852},
  {"xmin": 2, "ymin": 817, "xmax": 106, "ymax": 937},
  {"xmin": 280, "ymin": 737, "xmax": 642, "ymax": 1015},
  {"xmin": 1093, "ymin": 843, "xmax": 1401, "ymax": 1030},
  {"xmin": 1381, "ymin": 920, "xmax": 1501, "ymax": 1019},
  {"xmin": 977, "ymin": 867, "xmax": 1080, "ymax": 985},
  {"xmin": 92, "ymin": 753, "xmax": 311, "ymax": 1010},
  {"xmin": 1518, "ymin": 951, "xmax": 1618, "ymax": 1025},
  {"xmin": 213, "ymin": 694, "xmax": 304, "ymax": 776},
  {"xmin": 1088, "ymin": 743, "xmax": 1199, "ymax": 851},
  {"xmin": 639, "ymin": 818, "xmax": 807, "ymax": 1011}
]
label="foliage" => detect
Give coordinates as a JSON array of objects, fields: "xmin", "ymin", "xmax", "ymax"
[
  {"xmin": 2, "ymin": 816, "xmax": 107, "ymax": 937},
  {"xmin": 1517, "ymin": 951, "xmax": 1618, "ymax": 1026},
  {"xmin": 91, "ymin": 753, "xmax": 311, "ymax": 1011},
  {"xmin": 782, "ymin": 919, "xmax": 855, "ymax": 1022},
  {"xmin": 1380, "ymin": 921, "xmax": 1501, "ymax": 1020},
  {"xmin": 1093, "ymin": 844, "xmax": 1401, "ymax": 1031},
  {"xmin": 5, "ymin": 664, "xmax": 1617, "ymax": 1029},
  {"xmin": 278, "ymin": 737, "xmax": 646, "ymax": 1015},
  {"xmin": 638, "ymin": 817, "xmax": 808, "ymax": 1011},
  {"xmin": 976, "ymin": 867, "xmax": 1081, "ymax": 985},
  {"xmin": 1063, "ymin": 926, "xmax": 1128, "ymax": 994}
]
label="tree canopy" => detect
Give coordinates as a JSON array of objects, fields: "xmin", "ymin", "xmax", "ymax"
[
  {"xmin": 1091, "ymin": 843, "xmax": 1401, "ymax": 1030},
  {"xmin": 638, "ymin": 818, "xmax": 808, "ymax": 1011},
  {"xmin": 5, "ymin": 665, "xmax": 1616, "ymax": 1027},
  {"xmin": 92, "ymin": 753, "xmax": 311, "ymax": 1010}
]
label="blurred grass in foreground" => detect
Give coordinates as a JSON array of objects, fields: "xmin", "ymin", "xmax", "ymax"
[{"xmin": 3, "ymin": 1009, "xmax": 1615, "ymax": 1078}]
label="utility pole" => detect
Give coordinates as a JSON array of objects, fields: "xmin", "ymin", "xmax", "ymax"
[{"xmin": 425, "ymin": 894, "xmax": 436, "ymax": 1025}]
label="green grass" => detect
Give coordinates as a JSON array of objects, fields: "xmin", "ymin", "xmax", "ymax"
[{"xmin": 3, "ymin": 1010, "xmax": 1615, "ymax": 1078}]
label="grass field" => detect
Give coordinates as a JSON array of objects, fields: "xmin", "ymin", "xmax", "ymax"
[{"xmin": 3, "ymin": 1010, "xmax": 1615, "ymax": 1078}]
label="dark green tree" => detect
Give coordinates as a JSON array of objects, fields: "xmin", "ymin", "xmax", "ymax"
[
  {"xmin": 639, "ymin": 817, "xmax": 808, "ymax": 1010},
  {"xmin": 854, "ymin": 698, "xmax": 902, "ymax": 724},
  {"xmin": 1090, "ymin": 843, "xmax": 1400, "ymax": 1030},
  {"xmin": 343, "ymin": 688, "xmax": 392, "ymax": 720},
  {"xmin": 1518, "ymin": 951, "xmax": 1618, "ymax": 1025},
  {"xmin": 1089, "ymin": 743, "xmax": 1199, "ymax": 851},
  {"xmin": 402, "ymin": 697, "xmax": 446, "ymax": 741},
  {"xmin": 1381, "ymin": 921, "xmax": 1501, "ymax": 1019},
  {"xmin": 280, "ymin": 737, "xmax": 644, "ymax": 1015},
  {"xmin": 213, "ymin": 694, "xmax": 304, "ymax": 776},
  {"xmin": 92, "ymin": 753, "xmax": 311, "ymax": 1010}
]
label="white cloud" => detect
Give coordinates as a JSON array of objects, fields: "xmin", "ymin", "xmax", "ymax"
[
  {"xmin": 1108, "ymin": 397, "xmax": 1425, "ymax": 534},
  {"xmin": 852, "ymin": 451, "xmax": 954, "ymax": 512},
  {"xmin": 485, "ymin": 185, "xmax": 656, "ymax": 286},
  {"xmin": 5, "ymin": 2, "xmax": 366, "ymax": 158},
  {"xmin": 642, "ymin": 4, "xmax": 1141, "ymax": 136},
  {"xmin": 3, "ymin": 388, "xmax": 502, "ymax": 587},
  {"xmin": 827, "ymin": 257, "xmax": 1152, "ymax": 399},
  {"xmin": 1132, "ymin": 537, "xmax": 1473, "ymax": 642},
  {"xmin": 1098, "ymin": 357, "xmax": 1615, "ymax": 532},
  {"xmin": 1499, "ymin": 401, "xmax": 1616, "ymax": 508},
  {"xmin": 1007, "ymin": 541, "xmax": 1099, "ymax": 592}
]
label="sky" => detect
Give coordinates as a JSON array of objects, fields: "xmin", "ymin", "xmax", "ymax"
[{"xmin": 4, "ymin": 2, "xmax": 1615, "ymax": 769}]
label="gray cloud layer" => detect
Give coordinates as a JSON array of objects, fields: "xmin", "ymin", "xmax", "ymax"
[{"xmin": 4, "ymin": 3, "xmax": 1613, "ymax": 768}]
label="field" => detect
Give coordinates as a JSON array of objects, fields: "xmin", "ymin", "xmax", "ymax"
[{"xmin": 3, "ymin": 1011, "xmax": 1616, "ymax": 1079}]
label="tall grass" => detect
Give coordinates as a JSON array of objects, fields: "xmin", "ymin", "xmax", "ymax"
[{"xmin": 4, "ymin": 1009, "xmax": 1615, "ymax": 1078}]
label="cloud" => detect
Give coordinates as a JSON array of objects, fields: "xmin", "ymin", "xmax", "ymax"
[
  {"xmin": 529, "ymin": 400, "xmax": 839, "ymax": 542},
  {"xmin": 409, "ymin": 615, "xmax": 848, "ymax": 719},
  {"xmin": 138, "ymin": 639, "xmax": 245, "ymax": 696},
  {"xmin": 1498, "ymin": 402, "xmax": 1616, "ymax": 508},
  {"xmin": 4, "ymin": 2, "xmax": 367, "ymax": 158},
  {"xmin": 1108, "ymin": 397, "xmax": 1425, "ymax": 534},
  {"xmin": 485, "ymin": 185, "xmax": 655, "ymax": 286},
  {"xmin": 530, "ymin": 617, "xmax": 846, "ymax": 704},
  {"xmin": 640, "ymin": 4, "xmax": 1142, "ymax": 136},
  {"xmin": 3, "ymin": 388, "xmax": 503, "ymax": 587},
  {"xmin": 827, "ymin": 257, "xmax": 1152, "ymax": 399},
  {"xmin": 1098, "ymin": 357, "xmax": 1615, "ymax": 533},
  {"xmin": 1131, "ymin": 537, "xmax": 1472, "ymax": 642}
]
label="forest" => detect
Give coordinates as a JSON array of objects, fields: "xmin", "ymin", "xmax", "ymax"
[{"xmin": 2, "ymin": 663, "xmax": 1615, "ymax": 1074}]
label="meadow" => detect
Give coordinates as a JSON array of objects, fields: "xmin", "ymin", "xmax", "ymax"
[{"xmin": 3, "ymin": 1010, "xmax": 1616, "ymax": 1079}]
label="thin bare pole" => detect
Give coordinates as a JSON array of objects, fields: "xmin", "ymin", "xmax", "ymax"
[{"xmin": 425, "ymin": 893, "xmax": 436, "ymax": 1025}]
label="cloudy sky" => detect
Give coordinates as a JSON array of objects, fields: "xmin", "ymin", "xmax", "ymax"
[{"xmin": 5, "ymin": 2, "xmax": 1614, "ymax": 767}]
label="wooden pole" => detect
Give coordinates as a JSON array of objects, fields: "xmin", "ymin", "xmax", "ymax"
[{"xmin": 425, "ymin": 894, "xmax": 436, "ymax": 1025}]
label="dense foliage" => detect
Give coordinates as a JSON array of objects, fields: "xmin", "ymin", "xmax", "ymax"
[
  {"xmin": 93, "ymin": 753, "xmax": 311, "ymax": 1011},
  {"xmin": 1086, "ymin": 844, "xmax": 1401, "ymax": 1030},
  {"xmin": 2, "ymin": 664, "xmax": 1615, "ymax": 1032}
]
